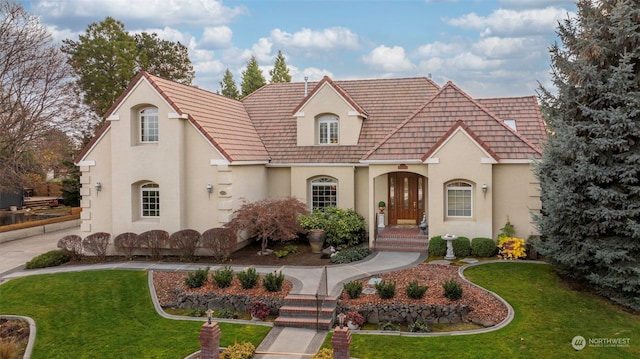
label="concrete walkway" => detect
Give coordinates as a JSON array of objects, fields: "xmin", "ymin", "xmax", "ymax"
[{"xmin": 0, "ymin": 227, "xmax": 426, "ymax": 358}]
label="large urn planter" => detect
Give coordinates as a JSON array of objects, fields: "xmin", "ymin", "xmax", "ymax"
[{"xmin": 308, "ymin": 229, "xmax": 325, "ymax": 254}]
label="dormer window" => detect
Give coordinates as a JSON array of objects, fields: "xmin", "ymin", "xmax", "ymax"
[
  {"xmin": 318, "ymin": 115, "xmax": 338, "ymax": 144},
  {"xmin": 140, "ymin": 107, "xmax": 158, "ymax": 142}
]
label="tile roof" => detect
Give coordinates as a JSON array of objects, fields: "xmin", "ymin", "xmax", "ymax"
[
  {"xmin": 242, "ymin": 77, "xmax": 441, "ymax": 163},
  {"xmin": 362, "ymin": 82, "xmax": 542, "ymax": 162},
  {"xmin": 78, "ymin": 72, "xmax": 546, "ymax": 165}
]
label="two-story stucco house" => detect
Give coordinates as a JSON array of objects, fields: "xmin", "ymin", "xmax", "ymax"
[{"xmin": 75, "ymin": 71, "xmax": 545, "ymax": 250}]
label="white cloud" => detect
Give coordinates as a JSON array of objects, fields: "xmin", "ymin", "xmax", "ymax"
[
  {"xmin": 200, "ymin": 26, "xmax": 233, "ymax": 48},
  {"xmin": 362, "ymin": 45, "xmax": 414, "ymax": 72},
  {"xmin": 417, "ymin": 41, "xmax": 464, "ymax": 58},
  {"xmin": 445, "ymin": 7, "xmax": 570, "ymax": 37},
  {"xmin": 300, "ymin": 67, "xmax": 335, "ymax": 82},
  {"xmin": 33, "ymin": 0, "xmax": 247, "ymax": 28},
  {"xmin": 270, "ymin": 27, "xmax": 359, "ymax": 50},
  {"xmin": 472, "ymin": 36, "xmax": 548, "ymax": 60}
]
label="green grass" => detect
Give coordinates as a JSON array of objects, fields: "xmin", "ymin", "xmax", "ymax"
[
  {"xmin": 0, "ymin": 270, "xmax": 270, "ymax": 359},
  {"xmin": 324, "ymin": 262, "xmax": 639, "ymax": 359}
]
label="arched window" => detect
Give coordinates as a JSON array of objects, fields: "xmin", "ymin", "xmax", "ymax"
[
  {"xmin": 141, "ymin": 182, "xmax": 160, "ymax": 217},
  {"xmin": 446, "ymin": 181, "xmax": 472, "ymax": 218},
  {"xmin": 318, "ymin": 115, "xmax": 338, "ymax": 144},
  {"xmin": 140, "ymin": 107, "xmax": 158, "ymax": 142},
  {"xmin": 311, "ymin": 177, "xmax": 338, "ymax": 210}
]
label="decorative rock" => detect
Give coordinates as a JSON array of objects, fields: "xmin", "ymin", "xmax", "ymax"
[{"xmin": 460, "ymin": 258, "xmax": 479, "ymax": 264}]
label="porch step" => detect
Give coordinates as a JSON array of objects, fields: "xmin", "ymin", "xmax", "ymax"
[
  {"xmin": 274, "ymin": 294, "xmax": 337, "ymax": 330},
  {"xmin": 374, "ymin": 237, "xmax": 429, "ymax": 253}
]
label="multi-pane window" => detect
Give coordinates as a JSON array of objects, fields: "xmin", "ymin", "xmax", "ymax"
[
  {"xmin": 311, "ymin": 177, "xmax": 337, "ymax": 210},
  {"xmin": 141, "ymin": 182, "xmax": 160, "ymax": 217},
  {"xmin": 446, "ymin": 181, "xmax": 472, "ymax": 217},
  {"xmin": 318, "ymin": 115, "xmax": 338, "ymax": 144},
  {"xmin": 140, "ymin": 107, "xmax": 158, "ymax": 142}
]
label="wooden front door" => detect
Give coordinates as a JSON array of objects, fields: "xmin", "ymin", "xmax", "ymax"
[{"xmin": 388, "ymin": 172, "xmax": 425, "ymax": 225}]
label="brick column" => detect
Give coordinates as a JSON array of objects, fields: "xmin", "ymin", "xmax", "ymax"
[
  {"xmin": 332, "ymin": 326, "xmax": 352, "ymax": 359},
  {"xmin": 199, "ymin": 322, "xmax": 221, "ymax": 359}
]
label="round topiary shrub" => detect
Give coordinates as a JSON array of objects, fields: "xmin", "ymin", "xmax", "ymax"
[
  {"xmin": 452, "ymin": 236, "xmax": 471, "ymax": 257},
  {"xmin": 429, "ymin": 236, "xmax": 446, "ymax": 257},
  {"xmin": 471, "ymin": 237, "xmax": 497, "ymax": 257}
]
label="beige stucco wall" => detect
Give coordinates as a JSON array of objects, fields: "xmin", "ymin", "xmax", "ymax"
[
  {"xmin": 296, "ymin": 84, "xmax": 364, "ymax": 146},
  {"xmin": 79, "ymin": 130, "xmax": 113, "ymax": 233},
  {"xmin": 266, "ymin": 167, "xmax": 292, "ymax": 199},
  {"xmin": 492, "ymin": 163, "xmax": 540, "ymax": 239},
  {"xmin": 426, "ymin": 129, "xmax": 493, "ymax": 239}
]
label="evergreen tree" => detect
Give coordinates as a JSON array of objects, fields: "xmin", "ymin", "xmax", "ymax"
[
  {"xmin": 535, "ymin": 0, "xmax": 640, "ymax": 311},
  {"xmin": 269, "ymin": 50, "xmax": 291, "ymax": 83},
  {"xmin": 240, "ymin": 55, "xmax": 266, "ymax": 98},
  {"xmin": 62, "ymin": 17, "xmax": 194, "ymax": 118},
  {"xmin": 219, "ymin": 68, "xmax": 240, "ymax": 99}
]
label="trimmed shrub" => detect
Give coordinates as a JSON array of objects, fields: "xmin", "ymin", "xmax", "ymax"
[
  {"xmin": 82, "ymin": 232, "xmax": 110, "ymax": 260},
  {"xmin": 374, "ymin": 280, "xmax": 396, "ymax": 299},
  {"xmin": 429, "ymin": 236, "xmax": 446, "ymax": 257},
  {"xmin": 471, "ymin": 237, "xmax": 497, "ymax": 257},
  {"xmin": 408, "ymin": 321, "xmax": 431, "ymax": 333},
  {"xmin": 237, "ymin": 267, "xmax": 259, "ymax": 289},
  {"xmin": 216, "ymin": 308, "xmax": 240, "ymax": 319},
  {"xmin": 25, "ymin": 250, "xmax": 71, "ymax": 269},
  {"xmin": 114, "ymin": 232, "xmax": 139, "ymax": 260},
  {"xmin": 378, "ymin": 322, "xmax": 400, "ymax": 331},
  {"xmin": 248, "ymin": 300, "xmax": 269, "ymax": 320},
  {"xmin": 406, "ymin": 280, "xmax": 428, "ymax": 299},
  {"xmin": 220, "ymin": 342, "xmax": 256, "ymax": 359},
  {"xmin": 201, "ymin": 227, "xmax": 236, "ymax": 261},
  {"xmin": 184, "ymin": 267, "xmax": 209, "ymax": 288},
  {"xmin": 298, "ymin": 207, "xmax": 366, "ymax": 247},
  {"xmin": 452, "ymin": 236, "xmax": 471, "ymax": 257},
  {"xmin": 263, "ymin": 271, "xmax": 285, "ymax": 292},
  {"xmin": 138, "ymin": 230, "xmax": 169, "ymax": 260},
  {"xmin": 57, "ymin": 234, "xmax": 83, "ymax": 260},
  {"xmin": 442, "ymin": 279, "xmax": 463, "ymax": 301},
  {"xmin": 330, "ymin": 246, "xmax": 371, "ymax": 264},
  {"xmin": 343, "ymin": 280, "xmax": 363, "ymax": 299},
  {"xmin": 212, "ymin": 266, "xmax": 234, "ymax": 288},
  {"xmin": 168, "ymin": 229, "xmax": 201, "ymax": 262}
]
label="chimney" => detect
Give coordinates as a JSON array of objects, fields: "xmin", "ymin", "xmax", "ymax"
[{"xmin": 304, "ymin": 76, "xmax": 309, "ymax": 97}]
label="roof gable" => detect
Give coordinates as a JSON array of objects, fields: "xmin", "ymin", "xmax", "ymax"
[
  {"xmin": 362, "ymin": 82, "xmax": 542, "ymax": 162},
  {"xmin": 291, "ymin": 76, "xmax": 367, "ymax": 117}
]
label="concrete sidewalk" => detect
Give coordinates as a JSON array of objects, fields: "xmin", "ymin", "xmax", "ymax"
[{"xmin": 0, "ymin": 227, "xmax": 426, "ymax": 358}]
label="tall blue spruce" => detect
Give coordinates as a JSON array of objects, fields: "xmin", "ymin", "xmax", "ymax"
[{"xmin": 535, "ymin": 0, "xmax": 639, "ymax": 312}]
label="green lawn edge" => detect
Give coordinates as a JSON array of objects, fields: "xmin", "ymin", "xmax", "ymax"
[
  {"xmin": 322, "ymin": 262, "xmax": 639, "ymax": 359},
  {"xmin": 0, "ymin": 270, "xmax": 270, "ymax": 359}
]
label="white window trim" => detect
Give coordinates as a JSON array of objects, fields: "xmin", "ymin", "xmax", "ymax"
[
  {"xmin": 140, "ymin": 107, "xmax": 159, "ymax": 143},
  {"xmin": 318, "ymin": 115, "xmax": 339, "ymax": 145},
  {"xmin": 310, "ymin": 177, "xmax": 338, "ymax": 210},
  {"xmin": 141, "ymin": 182, "xmax": 160, "ymax": 218},
  {"xmin": 446, "ymin": 181, "xmax": 473, "ymax": 218}
]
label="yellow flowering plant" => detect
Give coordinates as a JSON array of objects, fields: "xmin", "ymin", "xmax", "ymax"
[{"xmin": 498, "ymin": 236, "xmax": 527, "ymax": 260}]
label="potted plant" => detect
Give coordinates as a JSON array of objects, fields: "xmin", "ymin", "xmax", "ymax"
[
  {"xmin": 248, "ymin": 300, "xmax": 270, "ymax": 321},
  {"xmin": 378, "ymin": 201, "xmax": 386, "ymax": 213},
  {"xmin": 346, "ymin": 310, "xmax": 364, "ymax": 330},
  {"xmin": 297, "ymin": 209, "xmax": 328, "ymax": 253}
]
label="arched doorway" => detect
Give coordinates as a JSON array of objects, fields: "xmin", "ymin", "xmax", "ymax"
[{"xmin": 387, "ymin": 172, "xmax": 425, "ymax": 225}]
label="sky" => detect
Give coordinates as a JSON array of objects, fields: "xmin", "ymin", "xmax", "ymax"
[{"xmin": 21, "ymin": 0, "xmax": 577, "ymax": 98}]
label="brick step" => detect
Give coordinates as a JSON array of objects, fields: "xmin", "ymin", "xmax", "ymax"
[
  {"xmin": 273, "ymin": 317, "xmax": 333, "ymax": 330},
  {"xmin": 278, "ymin": 305, "xmax": 335, "ymax": 318},
  {"xmin": 374, "ymin": 238, "xmax": 429, "ymax": 253},
  {"xmin": 24, "ymin": 199, "xmax": 57, "ymax": 208},
  {"xmin": 282, "ymin": 294, "xmax": 337, "ymax": 308}
]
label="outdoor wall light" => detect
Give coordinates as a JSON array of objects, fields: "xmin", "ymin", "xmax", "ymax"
[
  {"xmin": 337, "ymin": 312, "xmax": 346, "ymax": 329},
  {"xmin": 95, "ymin": 182, "xmax": 102, "ymax": 192},
  {"xmin": 206, "ymin": 308, "xmax": 214, "ymax": 324},
  {"xmin": 481, "ymin": 183, "xmax": 488, "ymax": 193},
  {"xmin": 206, "ymin": 183, "xmax": 213, "ymax": 193}
]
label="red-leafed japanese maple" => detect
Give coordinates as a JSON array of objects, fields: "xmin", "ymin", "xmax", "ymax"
[{"xmin": 225, "ymin": 197, "xmax": 309, "ymax": 255}]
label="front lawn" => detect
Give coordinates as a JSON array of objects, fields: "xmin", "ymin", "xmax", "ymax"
[
  {"xmin": 326, "ymin": 262, "xmax": 639, "ymax": 359},
  {"xmin": 0, "ymin": 270, "xmax": 270, "ymax": 359}
]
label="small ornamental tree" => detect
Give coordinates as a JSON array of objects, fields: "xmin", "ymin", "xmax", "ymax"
[{"xmin": 225, "ymin": 197, "xmax": 309, "ymax": 254}]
